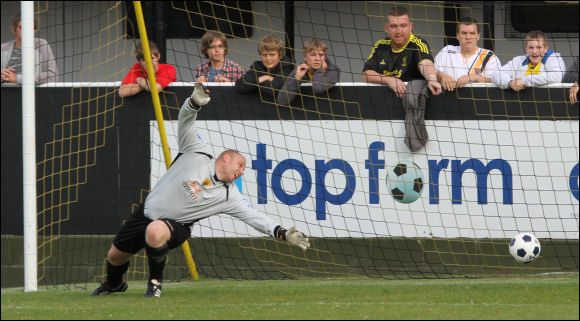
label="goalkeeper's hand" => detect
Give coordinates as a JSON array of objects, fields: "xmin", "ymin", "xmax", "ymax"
[
  {"xmin": 285, "ymin": 226, "xmax": 310, "ymax": 251},
  {"xmin": 190, "ymin": 83, "xmax": 210, "ymax": 106}
]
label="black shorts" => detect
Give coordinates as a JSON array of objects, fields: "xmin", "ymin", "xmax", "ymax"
[{"xmin": 113, "ymin": 203, "xmax": 192, "ymax": 254}]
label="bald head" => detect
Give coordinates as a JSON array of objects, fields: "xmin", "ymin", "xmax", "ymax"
[{"xmin": 215, "ymin": 149, "xmax": 246, "ymax": 183}]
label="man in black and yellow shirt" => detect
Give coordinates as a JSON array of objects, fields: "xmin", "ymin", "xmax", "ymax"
[
  {"xmin": 363, "ymin": 34, "xmax": 433, "ymax": 84},
  {"xmin": 362, "ymin": 6, "xmax": 441, "ymax": 97},
  {"xmin": 362, "ymin": 6, "xmax": 441, "ymax": 152}
]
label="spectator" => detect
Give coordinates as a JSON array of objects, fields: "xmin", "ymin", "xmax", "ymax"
[
  {"xmin": 119, "ymin": 40, "xmax": 176, "ymax": 98},
  {"xmin": 435, "ymin": 17, "xmax": 501, "ymax": 91},
  {"xmin": 195, "ymin": 30, "xmax": 245, "ymax": 82},
  {"xmin": 235, "ymin": 34, "xmax": 294, "ymax": 98},
  {"xmin": 1, "ymin": 12, "xmax": 58, "ymax": 85},
  {"xmin": 563, "ymin": 56, "xmax": 578, "ymax": 104},
  {"xmin": 361, "ymin": 6, "xmax": 441, "ymax": 152},
  {"xmin": 492, "ymin": 30, "xmax": 566, "ymax": 92},
  {"xmin": 277, "ymin": 38, "xmax": 340, "ymax": 105}
]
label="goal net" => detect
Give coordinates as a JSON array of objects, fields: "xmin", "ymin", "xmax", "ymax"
[{"xmin": 1, "ymin": 1, "xmax": 577, "ymax": 289}]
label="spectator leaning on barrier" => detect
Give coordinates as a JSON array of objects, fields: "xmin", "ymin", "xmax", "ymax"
[
  {"xmin": 435, "ymin": 17, "xmax": 501, "ymax": 91},
  {"xmin": 235, "ymin": 34, "xmax": 294, "ymax": 98},
  {"xmin": 361, "ymin": 6, "xmax": 442, "ymax": 152},
  {"xmin": 119, "ymin": 40, "xmax": 176, "ymax": 98},
  {"xmin": 1, "ymin": 12, "xmax": 58, "ymax": 85},
  {"xmin": 563, "ymin": 56, "xmax": 579, "ymax": 104},
  {"xmin": 195, "ymin": 30, "xmax": 245, "ymax": 83},
  {"xmin": 276, "ymin": 37, "xmax": 341, "ymax": 105},
  {"xmin": 492, "ymin": 30, "xmax": 566, "ymax": 92}
]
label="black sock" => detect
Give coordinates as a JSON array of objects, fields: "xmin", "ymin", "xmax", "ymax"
[
  {"xmin": 145, "ymin": 243, "xmax": 169, "ymax": 282},
  {"xmin": 106, "ymin": 260, "xmax": 129, "ymax": 288}
]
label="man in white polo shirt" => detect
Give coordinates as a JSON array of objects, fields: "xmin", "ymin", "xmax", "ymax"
[{"xmin": 435, "ymin": 17, "xmax": 501, "ymax": 91}]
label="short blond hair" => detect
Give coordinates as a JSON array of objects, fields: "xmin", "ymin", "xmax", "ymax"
[
  {"xmin": 525, "ymin": 30, "xmax": 548, "ymax": 46},
  {"xmin": 303, "ymin": 38, "xmax": 328, "ymax": 55},
  {"xmin": 258, "ymin": 35, "xmax": 285, "ymax": 57},
  {"xmin": 456, "ymin": 17, "xmax": 480, "ymax": 34}
]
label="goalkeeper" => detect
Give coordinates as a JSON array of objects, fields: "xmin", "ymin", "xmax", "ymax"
[{"xmin": 92, "ymin": 84, "xmax": 310, "ymax": 298}]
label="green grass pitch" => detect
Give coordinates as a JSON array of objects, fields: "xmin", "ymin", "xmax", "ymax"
[{"xmin": 2, "ymin": 275, "xmax": 578, "ymax": 320}]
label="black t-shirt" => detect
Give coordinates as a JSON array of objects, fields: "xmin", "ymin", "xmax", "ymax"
[{"xmin": 362, "ymin": 34, "xmax": 434, "ymax": 82}]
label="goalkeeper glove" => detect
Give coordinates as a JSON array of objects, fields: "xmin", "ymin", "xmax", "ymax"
[
  {"xmin": 285, "ymin": 226, "xmax": 310, "ymax": 251},
  {"xmin": 190, "ymin": 83, "xmax": 211, "ymax": 106}
]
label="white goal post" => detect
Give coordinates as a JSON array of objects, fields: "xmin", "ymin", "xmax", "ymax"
[{"xmin": 22, "ymin": 1, "xmax": 37, "ymax": 292}]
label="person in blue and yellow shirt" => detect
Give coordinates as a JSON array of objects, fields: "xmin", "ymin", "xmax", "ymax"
[{"xmin": 492, "ymin": 30, "xmax": 566, "ymax": 91}]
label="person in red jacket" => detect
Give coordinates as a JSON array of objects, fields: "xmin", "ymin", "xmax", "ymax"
[{"xmin": 119, "ymin": 40, "xmax": 176, "ymax": 98}]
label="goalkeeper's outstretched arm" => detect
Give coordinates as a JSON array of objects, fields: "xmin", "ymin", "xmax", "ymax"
[
  {"xmin": 225, "ymin": 194, "xmax": 311, "ymax": 251},
  {"xmin": 177, "ymin": 83, "xmax": 212, "ymax": 154}
]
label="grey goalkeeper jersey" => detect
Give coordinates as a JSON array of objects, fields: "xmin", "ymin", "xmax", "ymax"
[{"xmin": 144, "ymin": 97, "xmax": 277, "ymax": 237}]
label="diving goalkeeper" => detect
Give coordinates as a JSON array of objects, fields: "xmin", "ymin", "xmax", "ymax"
[{"xmin": 92, "ymin": 84, "xmax": 310, "ymax": 298}]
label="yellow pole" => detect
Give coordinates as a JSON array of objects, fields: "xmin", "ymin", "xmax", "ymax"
[{"xmin": 133, "ymin": 1, "xmax": 199, "ymax": 280}]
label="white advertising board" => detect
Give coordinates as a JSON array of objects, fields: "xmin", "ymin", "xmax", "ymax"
[{"xmin": 151, "ymin": 120, "xmax": 579, "ymax": 239}]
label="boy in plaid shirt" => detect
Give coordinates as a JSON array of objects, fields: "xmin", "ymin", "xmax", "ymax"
[{"xmin": 195, "ymin": 31, "xmax": 245, "ymax": 82}]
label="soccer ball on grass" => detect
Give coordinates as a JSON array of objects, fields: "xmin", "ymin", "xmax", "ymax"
[
  {"xmin": 386, "ymin": 160, "xmax": 424, "ymax": 204},
  {"xmin": 509, "ymin": 233, "xmax": 541, "ymax": 264}
]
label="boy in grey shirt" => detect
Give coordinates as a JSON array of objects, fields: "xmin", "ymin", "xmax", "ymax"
[
  {"xmin": 93, "ymin": 84, "xmax": 310, "ymax": 298},
  {"xmin": 277, "ymin": 38, "xmax": 341, "ymax": 105}
]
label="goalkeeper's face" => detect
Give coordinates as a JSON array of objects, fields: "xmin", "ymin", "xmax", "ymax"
[{"xmin": 218, "ymin": 153, "xmax": 247, "ymax": 183}]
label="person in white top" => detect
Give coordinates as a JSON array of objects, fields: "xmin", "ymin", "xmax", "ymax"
[
  {"xmin": 492, "ymin": 30, "xmax": 566, "ymax": 91},
  {"xmin": 435, "ymin": 17, "xmax": 501, "ymax": 91},
  {"xmin": 1, "ymin": 12, "xmax": 58, "ymax": 84},
  {"xmin": 92, "ymin": 84, "xmax": 310, "ymax": 298}
]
